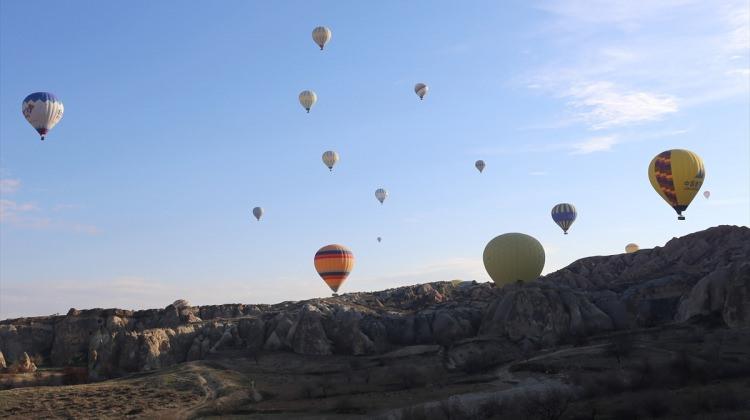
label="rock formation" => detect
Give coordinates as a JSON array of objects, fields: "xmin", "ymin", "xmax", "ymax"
[{"xmin": 0, "ymin": 225, "xmax": 747, "ymax": 381}]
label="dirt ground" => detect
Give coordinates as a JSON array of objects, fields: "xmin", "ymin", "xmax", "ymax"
[{"xmin": 1, "ymin": 326, "xmax": 749, "ymax": 419}]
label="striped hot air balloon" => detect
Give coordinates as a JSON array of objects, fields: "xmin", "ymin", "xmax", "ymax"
[
  {"xmin": 551, "ymin": 203, "xmax": 577, "ymax": 234},
  {"xmin": 314, "ymin": 244, "xmax": 355, "ymax": 294},
  {"xmin": 475, "ymin": 160, "xmax": 486, "ymax": 173},
  {"xmin": 648, "ymin": 149, "xmax": 705, "ymax": 220},
  {"xmin": 21, "ymin": 92, "xmax": 64, "ymax": 141},
  {"xmin": 299, "ymin": 90, "xmax": 317, "ymax": 113},
  {"xmin": 414, "ymin": 83, "xmax": 428, "ymax": 100},
  {"xmin": 322, "ymin": 151, "xmax": 339, "ymax": 171},
  {"xmin": 312, "ymin": 26, "xmax": 332, "ymax": 50}
]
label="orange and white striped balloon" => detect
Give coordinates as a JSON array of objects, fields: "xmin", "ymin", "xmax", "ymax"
[{"xmin": 314, "ymin": 244, "xmax": 355, "ymax": 293}]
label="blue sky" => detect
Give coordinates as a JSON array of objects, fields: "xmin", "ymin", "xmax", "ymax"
[{"xmin": 1, "ymin": 1, "xmax": 748, "ymax": 319}]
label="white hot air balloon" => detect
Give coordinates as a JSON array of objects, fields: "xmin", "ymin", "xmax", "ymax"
[
  {"xmin": 414, "ymin": 83, "xmax": 428, "ymax": 100},
  {"xmin": 375, "ymin": 188, "xmax": 388, "ymax": 204},
  {"xmin": 312, "ymin": 26, "xmax": 332, "ymax": 50},
  {"xmin": 322, "ymin": 151, "xmax": 339, "ymax": 171},
  {"xmin": 703, "ymin": 191, "xmax": 710, "ymax": 199},
  {"xmin": 21, "ymin": 92, "xmax": 64, "ymax": 141},
  {"xmin": 475, "ymin": 160, "xmax": 486, "ymax": 173},
  {"xmin": 252, "ymin": 207, "xmax": 264, "ymax": 221},
  {"xmin": 299, "ymin": 90, "xmax": 317, "ymax": 113}
]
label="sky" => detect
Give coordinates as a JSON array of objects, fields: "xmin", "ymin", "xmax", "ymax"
[{"xmin": 1, "ymin": 1, "xmax": 748, "ymax": 319}]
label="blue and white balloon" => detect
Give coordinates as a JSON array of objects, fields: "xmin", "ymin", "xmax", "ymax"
[
  {"xmin": 551, "ymin": 203, "xmax": 577, "ymax": 235},
  {"xmin": 21, "ymin": 92, "xmax": 64, "ymax": 141}
]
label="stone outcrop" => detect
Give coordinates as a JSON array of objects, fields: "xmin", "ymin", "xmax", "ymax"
[{"xmin": 0, "ymin": 225, "xmax": 747, "ymax": 380}]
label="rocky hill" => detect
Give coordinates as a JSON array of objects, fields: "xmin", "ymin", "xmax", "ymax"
[
  {"xmin": 1, "ymin": 225, "xmax": 749, "ymax": 418},
  {"xmin": 2, "ymin": 225, "xmax": 747, "ymax": 379}
]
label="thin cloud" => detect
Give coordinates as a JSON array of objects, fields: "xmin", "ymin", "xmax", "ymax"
[
  {"xmin": 535, "ymin": 0, "xmax": 698, "ymax": 27},
  {"xmin": 527, "ymin": 0, "xmax": 748, "ymax": 129},
  {"xmin": 0, "ymin": 177, "xmax": 99, "ymax": 235},
  {"xmin": 570, "ymin": 135, "xmax": 619, "ymax": 154},
  {"xmin": 0, "ymin": 178, "xmax": 21, "ymax": 194},
  {"xmin": 0, "ymin": 199, "xmax": 41, "ymax": 224},
  {"xmin": 566, "ymin": 82, "xmax": 678, "ymax": 129},
  {"xmin": 0, "ymin": 199, "xmax": 99, "ymax": 235}
]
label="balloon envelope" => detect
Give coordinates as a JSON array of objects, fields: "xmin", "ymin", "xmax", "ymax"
[
  {"xmin": 314, "ymin": 244, "xmax": 355, "ymax": 293},
  {"xmin": 551, "ymin": 203, "xmax": 577, "ymax": 234},
  {"xmin": 252, "ymin": 207, "xmax": 263, "ymax": 221},
  {"xmin": 375, "ymin": 188, "xmax": 388, "ymax": 204},
  {"xmin": 625, "ymin": 243, "xmax": 640, "ymax": 253},
  {"xmin": 377, "ymin": 237, "xmax": 382, "ymax": 243},
  {"xmin": 648, "ymin": 149, "xmax": 705, "ymax": 220},
  {"xmin": 483, "ymin": 233, "xmax": 545, "ymax": 287},
  {"xmin": 299, "ymin": 90, "xmax": 317, "ymax": 112},
  {"xmin": 703, "ymin": 191, "xmax": 710, "ymax": 199},
  {"xmin": 475, "ymin": 160, "xmax": 485, "ymax": 173},
  {"xmin": 322, "ymin": 151, "xmax": 339, "ymax": 171},
  {"xmin": 22, "ymin": 92, "xmax": 64, "ymax": 140},
  {"xmin": 414, "ymin": 83, "xmax": 428, "ymax": 100},
  {"xmin": 312, "ymin": 26, "xmax": 332, "ymax": 50}
]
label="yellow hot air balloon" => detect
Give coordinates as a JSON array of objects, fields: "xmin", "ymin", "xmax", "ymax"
[
  {"xmin": 314, "ymin": 244, "xmax": 355, "ymax": 294},
  {"xmin": 483, "ymin": 233, "xmax": 545, "ymax": 287},
  {"xmin": 648, "ymin": 149, "xmax": 705, "ymax": 220},
  {"xmin": 625, "ymin": 243, "xmax": 639, "ymax": 253}
]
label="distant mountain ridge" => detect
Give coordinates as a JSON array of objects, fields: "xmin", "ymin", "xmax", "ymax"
[{"xmin": 1, "ymin": 225, "xmax": 748, "ymax": 381}]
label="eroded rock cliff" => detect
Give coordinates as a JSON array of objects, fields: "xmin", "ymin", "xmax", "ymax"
[{"xmin": 1, "ymin": 225, "xmax": 747, "ymax": 380}]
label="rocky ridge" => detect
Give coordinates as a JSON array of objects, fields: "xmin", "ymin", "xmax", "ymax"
[{"xmin": 1, "ymin": 225, "xmax": 748, "ymax": 381}]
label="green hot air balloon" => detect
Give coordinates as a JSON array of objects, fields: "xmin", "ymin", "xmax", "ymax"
[{"xmin": 483, "ymin": 233, "xmax": 545, "ymax": 287}]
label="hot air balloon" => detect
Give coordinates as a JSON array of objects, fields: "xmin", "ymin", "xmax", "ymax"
[
  {"xmin": 375, "ymin": 188, "xmax": 388, "ymax": 204},
  {"xmin": 299, "ymin": 90, "xmax": 317, "ymax": 113},
  {"xmin": 21, "ymin": 92, "xmax": 64, "ymax": 141},
  {"xmin": 252, "ymin": 207, "xmax": 263, "ymax": 221},
  {"xmin": 703, "ymin": 191, "xmax": 710, "ymax": 199},
  {"xmin": 322, "ymin": 151, "xmax": 339, "ymax": 171},
  {"xmin": 551, "ymin": 203, "xmax": 577, "ymax": 235},
  {"xmin": 475, "ymin": 160, "xmax": 485, "ymax": 173},
  {"xmin": 483, "ymin": 233, "xmax": 545, "ymax": 287},
  {"xmin": 414, "ymin": 83, "xmax": 428, "ymax": 100},
  {"xmin": 625, "ymin": 243, "xmax": 639, "ymax": 253},
  {"xmin": 648, "ymin": 149, "xmax": 705, "ymax": 220},
  {"xmin": 377, "ymin": 237, "xmax": 382, "ymax": 243},
  {"xmin": 312, "ymin": 26, "xmax": 332, "ymax": 50},
  {"xmin": 314, "ymin": 244, "xmax": 355, "ymax": 294}
]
